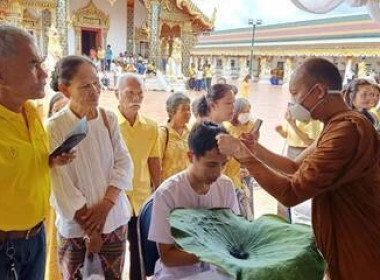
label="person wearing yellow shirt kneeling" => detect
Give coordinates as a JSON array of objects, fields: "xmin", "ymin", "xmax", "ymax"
[{"xmin": 161, "ymin": 92, "xmax": 191, "ymax": 182}]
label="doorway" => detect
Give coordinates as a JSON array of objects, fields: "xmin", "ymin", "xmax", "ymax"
[{"xmin": 81, "ymin": 29, "xmax": 99, "ymax": 56}]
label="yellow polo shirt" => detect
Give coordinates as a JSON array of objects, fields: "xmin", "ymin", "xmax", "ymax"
[
  {"xmin": 223, "ymin": 121, "xmax": 255, "ymax": 188},
  {"xmin": 118, "ymin": 110, "xmax": 161, "ymax": 214},
  {"xmin": 160, "ymin": 124, "xmax": 190, "ymax": 181},
  {"xmin": 283, "ymin": 120, "xmax": 323, "ymax": 148},
  {"xmin": 0, "ymin": 102, "xmax": 50, "ymax": 230}
]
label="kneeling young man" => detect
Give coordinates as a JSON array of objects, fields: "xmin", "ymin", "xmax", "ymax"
[{"xmin": 148, "ymin": 121, "xmax": 240, "ymax": 280}]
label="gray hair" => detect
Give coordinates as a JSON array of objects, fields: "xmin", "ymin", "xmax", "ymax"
[
  {"xmin": 0, "ymin": 25, "xmax": 35, "ymax": 58},
  {"xmin": 233, "ymin": 98, "xmax": 251, "ymax": 116},
  {"xmin": 117, "ymin": 73, "xmax": 144, "ymax": 93},
  {"xmin": 166, "ymin": 92, "xmax": 191, "ymax": 116}
]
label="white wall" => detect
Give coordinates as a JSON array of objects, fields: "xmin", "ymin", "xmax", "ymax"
[{"xmin": 68, "ymin": 0, "xmax": 127, "ymax": 56}]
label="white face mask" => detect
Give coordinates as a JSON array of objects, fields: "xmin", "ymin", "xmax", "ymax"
[
  {"xmin": 288, "ymin": 84, "xmax": 341, "ymax": 123},
  {"xmin": 238, "ymin": 113, "xmax": 251, "ymax": 124}
]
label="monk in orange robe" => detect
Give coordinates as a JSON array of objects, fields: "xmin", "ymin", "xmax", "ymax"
[{"xmin": 217, "ymin": 58, "xmax": 380, "ymax": 280}]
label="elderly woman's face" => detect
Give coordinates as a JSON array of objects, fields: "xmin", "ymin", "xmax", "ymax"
[
  {"xmin": 172, "ymin": 102, "xmax": 191, "ymax": 125},
  {"xmin": 66, "ymin": 63, "xmax": 100, "ymax": 108},
  {"xmin": 353, "ymin": 84, "xmax": 374, "ymax": 110},
  {"xmin": 119, "ymin": 79, "xmax": 144, "ymax": 114}
]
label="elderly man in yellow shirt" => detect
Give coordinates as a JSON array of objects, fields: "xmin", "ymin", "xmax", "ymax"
[
  {"xmin": 0, "ymin": 25, "xmax": 73, "ymax": 280},
  {"xmin": 117, "ymin": 73, "xmax": 161, "ymax": 280}
]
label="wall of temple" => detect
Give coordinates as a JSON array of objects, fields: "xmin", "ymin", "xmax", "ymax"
[{"xmin": 68, "ymin": 0, "xmax": 127, "ymax": 56}]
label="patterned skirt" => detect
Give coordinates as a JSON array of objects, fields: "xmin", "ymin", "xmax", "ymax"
[{"xmin": 58, "ymin": 225, "xmax": 127, "ymax": 280}]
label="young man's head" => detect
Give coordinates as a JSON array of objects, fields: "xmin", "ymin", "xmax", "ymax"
[{"xmin": 188, "ymin": 121, "xmax": 228, "ymax": 185}]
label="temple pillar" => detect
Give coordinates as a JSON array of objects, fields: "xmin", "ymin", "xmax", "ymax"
[
  {"xmin": 127, "ymin": 2, "xmax": 135, "ymax": 55},
  {"xmin": 56, "ymin": 0, "xmax": 68, "ymax": 55},
  {"xmin": 5, "ymin": 0, "xmax": 22, "ymax": 27},
  {"xmin": 148, "ymin": 1, "xmax": 161, "ymax": 68},
  {"xmin": 221, "ymin": 56, "xmax": 227, "ymax": 76},
  {"xmin": 239, "ymin": 56, "xmax": 247, "ymax": 78},
  {"xmin": 344, "ymin": 56, "xmax": 355, "ymax": 84},
  {"xmin": 258, "ymin": 56, "xmax": 271, "ymax": 84},
  {"xmin": 358, "ymin": 60, "xmax": 368, "ymax": 78},
  {"xmin": 181, "ymin": 21, "xmax": 196, "ymax": 77},
  {"xmin": 283, "ymin": 56, "xmax": 295, "ymax": 84}
]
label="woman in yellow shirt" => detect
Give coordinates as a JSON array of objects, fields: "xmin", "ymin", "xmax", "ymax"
[
  {"xmin": 240, "ymin": 74, "xmax": 252, "ymax": 99},
  {"xmin": 161, "ymin": 92, "xmax": 192, "ymax": 181}
]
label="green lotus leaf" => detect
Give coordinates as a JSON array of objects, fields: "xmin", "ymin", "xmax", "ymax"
[{"xmin": 170, "ymin": 209, "xmax": 325, "ymax": 280}]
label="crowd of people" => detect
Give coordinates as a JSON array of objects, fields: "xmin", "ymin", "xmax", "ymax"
[{"xmin": 1, "ymin": 24, "xmax": 380, "ymax": 280}]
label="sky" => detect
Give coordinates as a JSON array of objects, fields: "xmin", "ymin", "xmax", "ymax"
[{"xmin": 192, "ymin": 0, "xmax": 368, "ymax": 30}]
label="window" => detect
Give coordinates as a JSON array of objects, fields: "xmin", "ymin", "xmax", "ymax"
[{"xmin": 216, "ymin": 59, "xmax": 223, "ymax": 67}]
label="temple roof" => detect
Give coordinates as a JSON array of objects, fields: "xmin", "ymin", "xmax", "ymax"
[
  {"xmin": 193, "ymin": 14, "xmax": 380, "ymax": 57},
  {"xmin": 174, "ymin": 0, "xmax": 214, "ymax": 31}
]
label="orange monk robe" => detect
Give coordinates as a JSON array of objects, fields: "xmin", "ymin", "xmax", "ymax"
[{"xmin": 243, "ymin": 111, "xmax": 380, "ymax": 280}]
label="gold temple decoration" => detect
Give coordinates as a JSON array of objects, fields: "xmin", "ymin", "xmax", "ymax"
[{"xmin": 71, "ymin": 0, "xmax": 110, "ymax": 30}]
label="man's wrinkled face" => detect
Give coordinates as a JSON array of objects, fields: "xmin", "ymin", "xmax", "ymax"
[
  {"xmin": 118, "ymin": 79, "xmax": 144, "ymax": 114},
  {"xmin": 0, "ymin": 39, "xmax": 48, "ymax": 101}
]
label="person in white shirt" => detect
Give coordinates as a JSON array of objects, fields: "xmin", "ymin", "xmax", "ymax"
[
  {"xmin": 149, "ymin": 121, "xmax": 240, "ymax": 280},
  {"xmin": 47, "ymin": 55, "xmax": 133, "ymax": 280}
]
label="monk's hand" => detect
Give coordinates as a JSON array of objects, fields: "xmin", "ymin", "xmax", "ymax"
[
  {"xmin": 216, "ymin": 134, "xmax": 252, "ymax": 161},
  {"xmin": 240, "ymin": 131, "xmax": 259, "ymax": 154},
  {"xmin": 82, "ymin": 199, "xmax": 113, "ymax": 236},
  {"xmin": 49, "ymin": 149, "xmax": 76, "ymax": 168}
]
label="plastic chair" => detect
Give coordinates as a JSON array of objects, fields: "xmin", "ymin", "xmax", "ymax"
[{"xmin": 137, "ymin": 196, "xmax": 159, "ymax": 279}]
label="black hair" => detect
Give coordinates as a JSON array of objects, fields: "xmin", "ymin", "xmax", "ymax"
[
  {"xmin": 50, "ymin": 55, "xmax": 95, "ymax": 92},
  {"xmin": 188, "ymin": 121, "xmax": 228, "ymax": 157},
  {"xmin": 196, "ymin": 83, "xmax": 233, "ymax": 117}
]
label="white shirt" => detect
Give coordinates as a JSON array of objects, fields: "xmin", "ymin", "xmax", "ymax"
[
  {"xmin": 47, "ymin": 106, "xmax": 134, "ymax": 238},
  {"xmin": 196, "ymin": 70, "xmax": 204, "ymax": 80},
  {"xmin": 148, "ymin": 171, "xmax": 240, "ymax": 280}
]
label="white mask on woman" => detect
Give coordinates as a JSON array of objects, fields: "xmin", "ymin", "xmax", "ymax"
[{"xmin": 238, "ymin": 113, "xmax": 251, "ymax": 124}]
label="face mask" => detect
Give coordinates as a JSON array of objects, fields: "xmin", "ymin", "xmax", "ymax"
[
  {"xmin": 288, "ymin": 84, "xmax": 340, "ymax": 123},
  {"xmin": 238, "ymin": 113, "xmax": 251, "ymax": 124}
]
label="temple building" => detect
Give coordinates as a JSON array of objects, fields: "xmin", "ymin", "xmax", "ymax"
[
  {"xmin": 0, "ymin": 0, "xmax": 215, "ymax": 75},
  {"xmin": 191, "ymin": 14, "xmax": 380, "ymax": 84}
]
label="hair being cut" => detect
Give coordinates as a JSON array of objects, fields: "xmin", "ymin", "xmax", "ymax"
[{"xmin": 188, "ymin": 121, "xmax": 228, "ymax": 157}]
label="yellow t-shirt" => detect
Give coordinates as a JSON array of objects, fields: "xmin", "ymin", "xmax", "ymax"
[
  {"xmin": 189, "ymin": 67, "xmax": 197, "ymax": 79},
  {"xmin": 370, "ymin": 108, "xmax": 380, "ymax": 125},
  {"xmin": 160, "ymin": 124, "xmax": 190, "ymax": 181},
  {"xmin": 204, "ymin": 68, "xmax": 213, "ymax": 78},
  {"xmin": 283, "ymin": 120, "xmax": 323, "ymax": 148},
  {"xmin": 223, "ymin": 121, "xmax": 255, "ymax": 188},
  {"xmin": 240, "ymin": 81, "xmax": 250, "ymax": 99},
  {"xmin": 118, "ymin": 111, "xmax": 161, "ymax": 214},
  {"xmin": 0, "ymin": 102, "xmax": 50, "ymax": 230}
]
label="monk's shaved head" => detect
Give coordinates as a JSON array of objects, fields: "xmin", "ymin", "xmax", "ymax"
[{"xmin": 291, "ymin": 58, "xmax": 343, "ymax": 91}]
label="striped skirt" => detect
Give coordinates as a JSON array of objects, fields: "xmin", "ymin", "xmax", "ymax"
[{"xmin": 58, "ymin": 225, "xmax": 127, "ymax": 280}]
